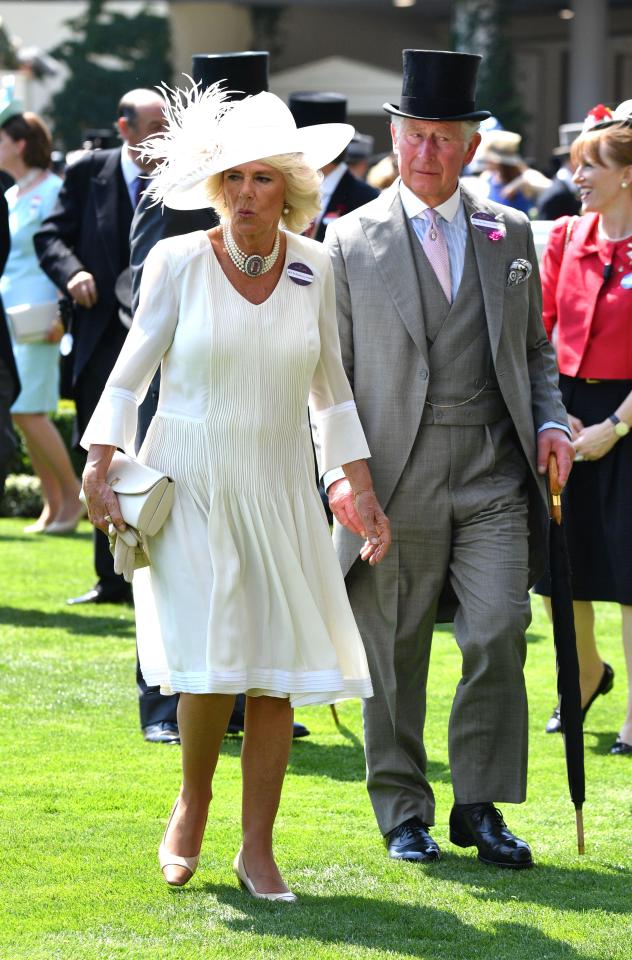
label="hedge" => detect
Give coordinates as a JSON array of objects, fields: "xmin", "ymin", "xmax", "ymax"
[
  {"xmin": 8, "ymin": 406, "xmax": 85, "ymax": 477},
  {"xmin": 0, "ymin": 405, "xmax": 86, "ymax": 517}
]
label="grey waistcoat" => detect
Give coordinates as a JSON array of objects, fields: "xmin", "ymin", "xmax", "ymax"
[{"xmin": 405, "ymin": 217, "xmax": 508, "ymax": 426}]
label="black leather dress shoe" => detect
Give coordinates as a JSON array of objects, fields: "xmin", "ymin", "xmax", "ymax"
[
  {"xmin": 450, "ymin": 803, "xmax": 533, "ymax": 869},
  {"xmin": 143, "ymin": 722, "xmax": 180, "ymax": 744},
  {"xmin": 67, "ymin": 583, "xmax": 133, "ymax": 606},
  {"xmin": 545, "ymin": 707, "xmax": 562, "ymax": 734},
  {"xmin": 609, "ymin": 737, "xmax": 632, "ymax": 755},
  {"xmin": 225, "ymin": 715, "xmax": 310, "ymax": 739},
  {"xmin": 385, "ymin": 816, "xmax": 440, "ymax": 862},
  {"xmin": 291, "ymin": 722, "xmax": 310, "ymax": 739},
  {"xmin": 545, "ymin": 662, "xmax": 614, "ymax": 733}
]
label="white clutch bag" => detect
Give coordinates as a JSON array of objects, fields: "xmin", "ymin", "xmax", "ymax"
[
  {"xmin": 6, "ymin": 301, "xmax": 58, "ymax": 343},
  {"xmin": 81, "ymin": 452, "xmax": 175, "ymax": 537}
]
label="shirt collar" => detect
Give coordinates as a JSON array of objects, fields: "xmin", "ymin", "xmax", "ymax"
[
  {"xmin": 120, "ymin": 142, "xmax": 144, "ymax": 187},
  {"xmin": 399, "ymin": 179, "xmax": 461, "ymax": 223},
  {"xmin": 321, "ymin": 161, "xmax": 347, "ymax": 200}
]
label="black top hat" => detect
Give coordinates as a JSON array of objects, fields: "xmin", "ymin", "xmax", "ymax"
[
  {"xmin": 346, "ymin": 132, "xmax": 375, "ymax": 162},
  {"xmin": 384, "ymin": 49, "xmax": 491, "ymax": 122},
  {"xmin": 82, "ymin": 128, "xmax": 118, "ymax": 150},
  {"xmin": 191, "ymin": 51, "xmax": 269, "ymax": 100},
  {"xmin": 288, "ymin": 92, "xmax": 347, "ymax": 128}
]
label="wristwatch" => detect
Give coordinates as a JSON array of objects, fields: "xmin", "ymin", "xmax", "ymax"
[{"xmin": 609, "ymin": 414, "xmax": 630, "ymax": 438}]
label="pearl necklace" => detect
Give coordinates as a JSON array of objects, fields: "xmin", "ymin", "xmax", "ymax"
[{"xmin": 223, "ymin": 223, "xmax": 280, "ymax": 278}]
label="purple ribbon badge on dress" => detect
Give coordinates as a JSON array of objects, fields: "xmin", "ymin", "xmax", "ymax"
[
  {"xmin": 287, "ymin": 262, "xmax": 314, "ymax": 286},
  {"xmin": 470, "ymin": 210, "xmax": 506, "ymax": 242}
]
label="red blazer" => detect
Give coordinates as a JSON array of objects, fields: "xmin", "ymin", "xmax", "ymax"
[{"xmin": 541, "ymin": 212, "xmax": 632, "ymax": 378}]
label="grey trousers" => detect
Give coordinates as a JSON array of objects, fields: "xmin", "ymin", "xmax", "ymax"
[{"xmin": 347, "ymin": 421, "xmax": 532, "ymax": 835}]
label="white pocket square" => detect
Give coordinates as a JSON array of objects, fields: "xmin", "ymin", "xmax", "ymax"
[{"xmin": 507, "ymin": 258, "xmax": 532, "ymax": 286}]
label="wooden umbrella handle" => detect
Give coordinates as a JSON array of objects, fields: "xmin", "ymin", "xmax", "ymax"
[{"xmin": 548, "ymin": 454, "xmax": 562, "ymax": 525}]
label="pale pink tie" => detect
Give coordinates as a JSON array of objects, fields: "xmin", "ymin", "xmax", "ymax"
[{"xmin": 421, "ymin": 208, "xmax": 452, "ymax": 304}]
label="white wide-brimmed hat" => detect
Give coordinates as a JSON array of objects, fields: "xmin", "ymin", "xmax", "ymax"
[{"xmin": 145, "ymin": 81, "xmax": 354, "ymax": 210}]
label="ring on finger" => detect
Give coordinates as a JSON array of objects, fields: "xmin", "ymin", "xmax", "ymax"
[{"xmin": 104, "ymin": 514, "xmax": 112, "ymax": 523}]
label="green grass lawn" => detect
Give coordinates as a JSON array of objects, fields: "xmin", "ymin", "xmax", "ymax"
[{"xmin": 0, "ymin": 517, "xmax": 630, "ymax": 960}]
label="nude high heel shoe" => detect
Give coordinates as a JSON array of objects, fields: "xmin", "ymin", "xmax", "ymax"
[
  {"xmin": 44, "ymin": 502, "xmax": 88, "ymax": 535},
  {"xmin": 158, "ymin": 799, "xmax": 200, "ymax": 887},
  {"xmin": 233, "ymin": 848, "xmax": 297, "ymax": 903}
]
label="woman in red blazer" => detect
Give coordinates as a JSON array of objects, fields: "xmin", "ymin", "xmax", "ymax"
[{"xmin": 536, "ymin": 102, "xmax": 632, "ymax": 756}]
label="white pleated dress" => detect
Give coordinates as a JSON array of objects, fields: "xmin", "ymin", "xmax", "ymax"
[{"xmin": 81, "ymin": 230, "xmax": 373, "ymax": 706}]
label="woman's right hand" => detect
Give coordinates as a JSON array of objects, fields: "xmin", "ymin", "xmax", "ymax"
[
  {"xmin": 82, "ymin": 475, "xmax": 126, "ymax": 534},
  {"xmin": 82, "ymin": 445, "xmax": 126, "ymax": 535},
  {"xmin": 568, "ymin": 414, "xmax": 584, "ymax": 441}
]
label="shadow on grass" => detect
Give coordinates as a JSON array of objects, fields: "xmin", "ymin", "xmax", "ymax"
[
  {"xmin": 0, "ymin": 530, "xmax": 92, "ymax": 542},
  {"xmin": 526, "ymin": 629, "xmax": 549, "ymax": 644},
  {"xmin": 194, "ymin": 885, "xmax": 598, "ymax": 959},
  {"xmin": 220, "ymin": 732, "xmax": 450, "ymax": 784},
  {"xmin": 0, "ymin": 605, "xmax": 135, "ymax": 638},
  {"xmin": 448, "ymin": 856, "xmax": 632, "ymax": 915},
  {"xmin": 584, "ymin": 728, "xmax": 621, "ymax": 755}
]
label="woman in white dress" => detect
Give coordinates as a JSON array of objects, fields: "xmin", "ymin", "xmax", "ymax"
[{"xmin": 81, "ymin": 85, "xmax": 390, "ymax": 901}]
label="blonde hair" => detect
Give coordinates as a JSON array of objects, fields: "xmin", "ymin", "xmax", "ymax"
[{"xmin": 205, "ymin": 153, "xmax": 322, "ymax": 234}]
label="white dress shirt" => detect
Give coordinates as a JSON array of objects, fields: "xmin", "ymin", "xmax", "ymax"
[
  {"xmin": 120, "ymin": 143, "xmax": 145, "ymax": 207},
  {"xmin": 399, "ymin": 180, "xmax": 467, "ymax": 303},
  {"xmin": 314, "ymin": 162, "xmax": 348, "ymax": 232}
]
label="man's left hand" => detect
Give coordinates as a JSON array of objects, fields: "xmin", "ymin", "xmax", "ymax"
[{"xmin": 537, "ymin": 428, "xmax": 575, "ymax": 487}]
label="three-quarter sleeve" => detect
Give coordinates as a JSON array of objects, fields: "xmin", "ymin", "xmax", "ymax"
[
  {"xmin": 309, "ymin": 256, "xmax": 370, "ymax": 474},
  {"xmin": 80, "ymin": 241, "xmax": 178, "ymax": 454}
]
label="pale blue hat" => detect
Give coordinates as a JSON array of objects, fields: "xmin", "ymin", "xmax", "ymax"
[{"xmin": 0, "ymin": 76, "xmax": 24, "ymax": 127}]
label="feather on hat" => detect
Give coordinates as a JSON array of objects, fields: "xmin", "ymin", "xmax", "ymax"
[{"xmin": 144, "ymin": 79, "xmax": 354, "ymax": 211}]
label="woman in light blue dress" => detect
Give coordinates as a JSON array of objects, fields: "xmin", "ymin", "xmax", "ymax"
[{"xmin": 0, "ymin": 109, "xmax": 82, "ymax": 533}]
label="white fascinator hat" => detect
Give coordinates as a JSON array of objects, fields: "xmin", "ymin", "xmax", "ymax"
[{"xmin": 145, "ymin": 80, "xmax": 355, "ymax": 210}]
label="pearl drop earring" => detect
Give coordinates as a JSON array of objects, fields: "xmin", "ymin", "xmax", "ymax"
[
  {"xmin": 621, "ymin": 181, "xmax": 629, "ymax": 189},
  {"xmin": 283, "ymin": 204, "xmax": 290, "ymax": 215}
]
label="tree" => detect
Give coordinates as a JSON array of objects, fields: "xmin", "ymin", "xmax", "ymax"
[
  {"xmin": 249, "ymin": 5, "xmax": 285, "ymax": 61},
  {"xmin": 0, "ymin": 16, "xmax": 19, "ymax": 70},
  {"xmin": 47, "ymin": 0, "xmax": 172, "ymax": 149},
  {"xmin": 452, "ymin": 0, "xmax": 527, "ymax": 134}
]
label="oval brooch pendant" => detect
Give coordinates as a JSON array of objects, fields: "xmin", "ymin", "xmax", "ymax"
[{"xmin": 244, "ymin": 254, "xmax": 264, "ymax": 277}]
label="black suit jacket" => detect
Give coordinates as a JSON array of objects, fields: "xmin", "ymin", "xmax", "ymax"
[
  {"xmin": 34, "ymin": 148, "xmax": 133, "ymax": 385},
  {"xmin": 314, "ymin": 169, "xmax": 379, "ymax": 243},
  {"xmin": 129, "ymin": 190, "xmax": 219, "ymax": 448},
  {"xmin": 130, "ymin": 191, "xmax": 218, "ymax": 313},
  {"xmin": 536, "ymin": 176, "xmax": 581, "ymax": 221},
  {"xmin": 0, "ymin": 191, "xmax": 20, "ymax": 403}
]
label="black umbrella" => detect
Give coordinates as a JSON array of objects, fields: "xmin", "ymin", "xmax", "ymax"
[{"xmin": 548, "ymin": 456, "xmax": 585, "ymax": 854}]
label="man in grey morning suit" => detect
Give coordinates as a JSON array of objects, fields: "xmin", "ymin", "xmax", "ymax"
[{"xmin": 324, "ymin": 50, "xmax": 574, "ymax": 868}]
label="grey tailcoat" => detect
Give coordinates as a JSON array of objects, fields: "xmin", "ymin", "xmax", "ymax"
[{"xmin": 324, "ymin": 180, "xmax": 567, "ymax": 583}]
